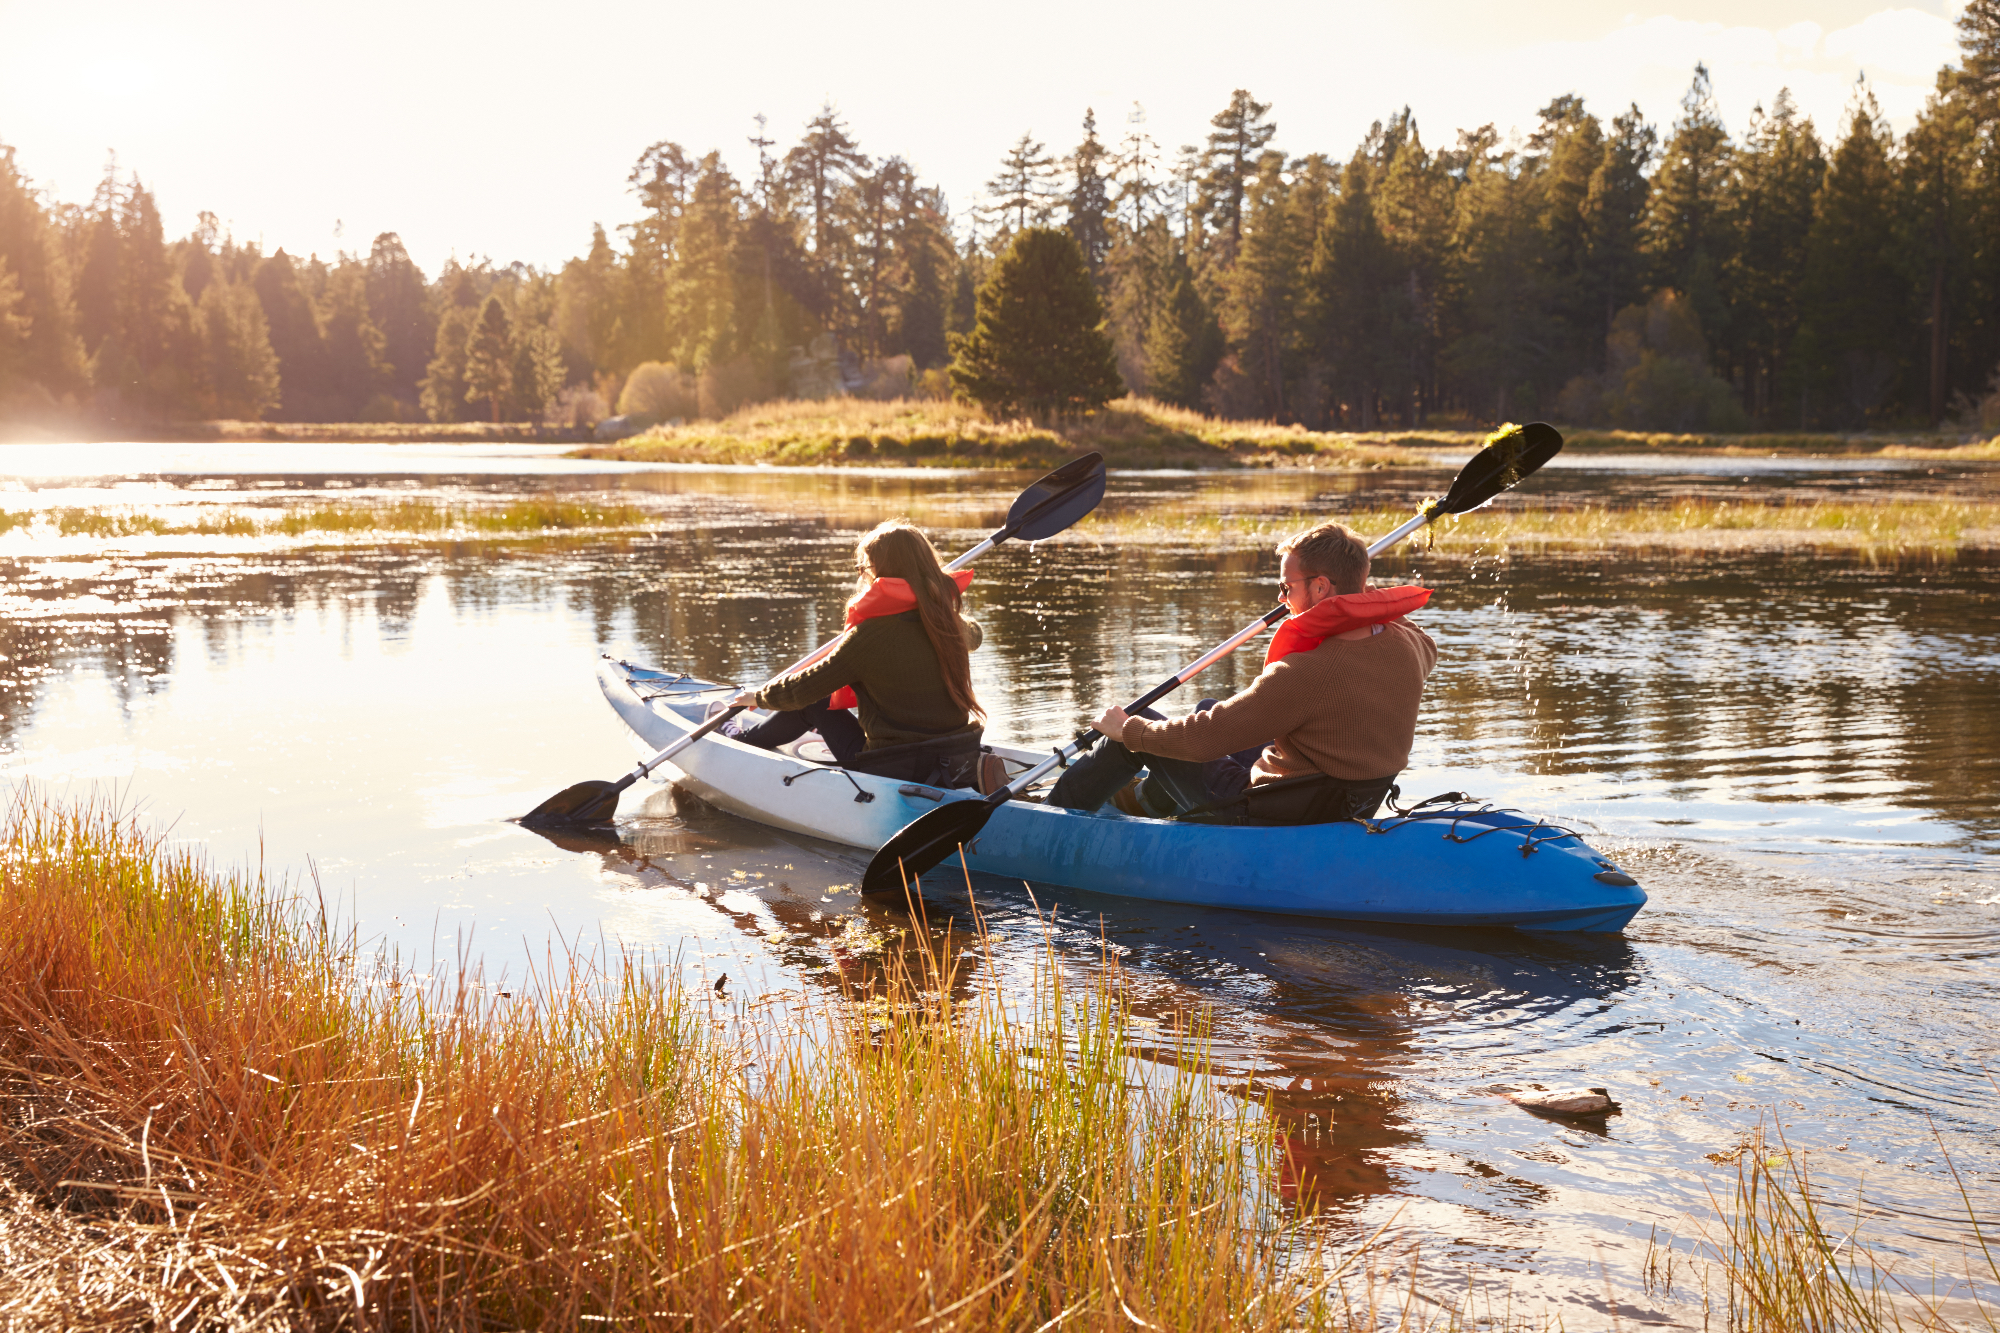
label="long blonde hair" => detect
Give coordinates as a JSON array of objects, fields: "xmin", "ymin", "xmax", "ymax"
[{"xmin": 850, "ymin": 520, "xmax": 985, "ymax": 719}]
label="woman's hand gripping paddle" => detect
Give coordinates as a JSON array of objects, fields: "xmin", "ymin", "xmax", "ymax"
[
  {"xmin": 519, "ymin": 452, "xmax": 1109, "ymax": 828},
  {"xmin": 861, "ymin": 422, "xmax": 1563, "ymax": 895}
]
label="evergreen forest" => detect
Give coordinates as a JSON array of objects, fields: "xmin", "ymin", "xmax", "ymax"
[{"xmin": 3, "ymin": 2, "xmax": 2000, "ymax": 435}]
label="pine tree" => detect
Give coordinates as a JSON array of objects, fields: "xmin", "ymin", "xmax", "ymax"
[
  {"xmin": 365, "ymin": 233, "xmax": 433, "ymax": 414},
  {"xmin": 1525, "ymin": 96, "xmax": 1605, "ymax": 383},
  {"xmin": 319, "ymin": 260, "xmax": 388, "ymax": 419},
  {"xmin": 1112, "ymin": 104, "xmax": 1163, "ymax": 232},
  {"xmin": 1451, "ymin": 135, "xmax": 1563, "ymax": 421},
  {"xmin": 1901, "ymin": 93, "xmax": 1981, "ymax": 423},
  {"xmin": 0, "ymin": 260, "xmax": 30, "ymax": 400},
  {"xmin": 463, "ymin": 293, "xmax": 514, "ymax": 422},
  {"xmin": 1951, "ymin": 0, "xmax": 2000, "ymax": 115},
  {"xmin": 783, "ymin": 104, "xmax": 869, "ymax": 324},
  {"xmin": 1067, "ymin": 110, "xmax": 1111, "ymax": 277},
  {"xmin": 198, "ymin": 280, "xmax": 281, "ymax": 420},
  {"xmin": 1795, "ymin": 88, "xmax": 1905, "ymax": 425},
  {"xmin": 985, "ymin": 134, "xmax": 1058, "ymax": 235},
  {"xmin": 253, "ymin": 250, "xmax": 332, "ymax": 420},
  {"xmin": 1144, "ymin": 247, "xmax": 1222, "ymax": 409},
  {"xmin": 420, "ymin": 268, "xmax": 483, "ymax": 423},
  {"xmin": 1195, "ymin": 90, "xmax": 1277, "ymax": 256},
  {"xmin": 1582, "ymin": 105, "xmax": 1656, "ymax": 359},
  {"xmin": 1372, "ymin": 116, "xmax": 1452, "ymax": 424},
  {"xmin": 948, "ymin": 227, "xmax": 1123, "ymax": 417},
  {"xmin": 1645, "ymin": 65, "xmax": 1734, "ymax": 346},
  {"xmin": 667, "ymin": 153, "xmax": 742, "ymax": 374},
  {"xmin": 0, "ymin": 143, "xmax": 86, "ymax": 405},
  {"xmin": 1720, "ymin": 91, "xmax": 1823, "ymax": 421},
  {"xmin": 1306, "ymin": 151, "xmax": 1394, "ymax": 427}
]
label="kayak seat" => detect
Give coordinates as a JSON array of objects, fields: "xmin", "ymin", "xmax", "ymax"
[
  {"xmin": 845, "ymin": 729, "xmax": 986, "ymax": 790},
  {"xmin": 1175, "ymin": 772, "xmax": 1399, "ymax": 827}
]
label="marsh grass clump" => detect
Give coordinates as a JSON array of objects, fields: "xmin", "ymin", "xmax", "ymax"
[
  {"xmin": 1072, "ymin": 496, "xmax": 2000, "ymax": 557},
  {"xmin": 4, "ymin": 498, "xmax": 658, "ymax": 543},
  {"xmin": 0, "ymin": 794, "xmax": 1385, "ymax": 1330},
  {"xmin": 1650, "ymin": 1126, "xmax": 1998, "ymax": 1330}
]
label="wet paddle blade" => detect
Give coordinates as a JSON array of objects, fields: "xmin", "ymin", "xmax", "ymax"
[
  {"xmin": 519, "ymin": 779, "xmax": 623, "ymax": 828},
  {"xmin": 1437, "ymin": 422, "xmax": 1562, "ymax": 516},
  {"xmin": 1006, "ymin": 452, "xmax": 1107, "ymax": 541},
  {"xmin": 861, "ymin": 798, "xmax": 1000, "ymax": 896}
]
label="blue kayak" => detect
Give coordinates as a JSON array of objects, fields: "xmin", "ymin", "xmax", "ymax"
[{"xmin": 598, "ymin": 658, "xmax": 1647, "ymax": 934}]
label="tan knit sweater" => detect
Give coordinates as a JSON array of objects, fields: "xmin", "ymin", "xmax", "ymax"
[{"xmin": 1121, "ymin": 617, "xmax": 1437, "ymax": 784}]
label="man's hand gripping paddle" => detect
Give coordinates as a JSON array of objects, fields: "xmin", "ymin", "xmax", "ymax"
[
  {"xmin": 860, "ymin": 422, "xmax": 1564, "ymax": 895},
  {"xmin": 519, "ymin": 452, "xmax": 1109, "ymax": 828}
]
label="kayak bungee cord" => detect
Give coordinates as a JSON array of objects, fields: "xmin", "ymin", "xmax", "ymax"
[
  {"xmin": 519, "ymin": 452, "xmax": 1109, "ymax": 828},
  {"xmin": 859, "ymin": 422, "xmax": 1565, "ymax": 897}
]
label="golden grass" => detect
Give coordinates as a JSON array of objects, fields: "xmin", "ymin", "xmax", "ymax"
[
  {"xmin": 574, "ymin": 396, "xmax": 1434, "ymax": 470},
  {"xmin": 570, "ymin": 399, "xmax": 2000, "ymax": 468},
  {"xmin": 0, "ymin": 795, "xmax": 1412, "ymax": 1330},
  {"xmin": 1647, "ymin": 1126, "xmax": 1997, "ymax": 1330},
  {"xmin": 1069, "ymin": 497, "xmax": 2000, "ymax": 557},
  {"xmin": 7, "ymin": 498, "xmax": 657, "ymax": 541}
]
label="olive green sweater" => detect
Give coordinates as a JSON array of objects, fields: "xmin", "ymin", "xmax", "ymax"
[{"xmin": 755, "ymin": 611, "xmax": 983, "ymax": 750}]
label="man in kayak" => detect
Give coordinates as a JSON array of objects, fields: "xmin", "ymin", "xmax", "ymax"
[
  {"xmin": 723, "ymin": 520, "xmax": 995, "ymax": 789},
  {"xmin": 1047, "ymin": 520, "xmax": 1436, "ymax": 823}
]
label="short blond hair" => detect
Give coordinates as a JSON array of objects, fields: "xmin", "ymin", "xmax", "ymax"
[{"xmin": 1277, "ymin": 521, "xmax": 1369, "ymax": 594}]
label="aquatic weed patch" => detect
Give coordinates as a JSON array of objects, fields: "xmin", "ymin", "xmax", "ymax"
[
  {"xmin": 1067, "ymin": 496, "xmax": 2000, "ymax": 557},
  {"xmin": 3, "ymin": 497, "xmax": 660, "ymax": 542}
]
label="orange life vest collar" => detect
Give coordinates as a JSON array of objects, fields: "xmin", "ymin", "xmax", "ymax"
[
  {"xmin": 843, "ymin": 570, "xmax": 974, "ymax": 627},
  {"xmin": 1264, "ymin": 585, "xmax": 1432, "ymax": 665},
  {"xmin": 827, "ymin": 571, "xmax": 976, "ymax": 709}
]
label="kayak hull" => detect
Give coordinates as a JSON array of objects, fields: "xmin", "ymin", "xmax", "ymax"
[{"xmin": 597, "ymin": 657, "xmax": 1646, "ymax": 934}]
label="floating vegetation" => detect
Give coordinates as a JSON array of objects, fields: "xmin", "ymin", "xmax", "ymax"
[
  {"xmin": 4, "ymin": 497, "xmax": 658, "ymax": 542},
  {"xmin": 1069, "ymin": 496, "xmax": 2000, "ymax": 557}
]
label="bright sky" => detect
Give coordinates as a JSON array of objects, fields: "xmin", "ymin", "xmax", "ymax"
[{"xmin": 0, "ymin": 0, "xmax": 1969, "ymax": 278}]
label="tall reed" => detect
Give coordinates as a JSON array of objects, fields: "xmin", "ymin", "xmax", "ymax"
[
  {"xmin": 1647, "ymin": 1126, "xmax": 1997, "ymax": 1331},
  {"xmin": 0, "ymin": 794, "xmax": 1375, "ymax": 1329}
]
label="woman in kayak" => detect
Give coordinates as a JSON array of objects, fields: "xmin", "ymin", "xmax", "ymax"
[{"xmin": 726, "ymin": 520, "xmax": 990, "ymax": 787}]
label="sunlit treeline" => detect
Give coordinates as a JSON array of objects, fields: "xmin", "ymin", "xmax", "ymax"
[{"xmin": 2, "ymin": 4, "xmax": 1998, "ymax": 433}]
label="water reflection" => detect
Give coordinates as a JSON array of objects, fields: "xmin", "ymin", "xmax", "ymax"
[{"xmin": 2, "ymin": 457, "xmax": 1995, "ymax": 1320}]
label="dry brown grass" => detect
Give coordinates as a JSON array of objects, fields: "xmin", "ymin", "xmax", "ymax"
[
  {"xmin": 574, "ymin": 396, "xmax": 1433, "ymax": 470},
  {"xmin": 1067, "ymin": 496, "xmax": 2000, "ymax": 557},
  {"xmin": 0, "ymin": 795, "xmax": 1413, "ymax": 1331},
  {"xmin": 2, "ymin": 499, "xmax": 657, "ymax": 542}
]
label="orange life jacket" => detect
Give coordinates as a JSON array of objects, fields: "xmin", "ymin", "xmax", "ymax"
[
  {"xmin": 1264, "ymin": 585, "xmax": 1432, "ymax": 665},
  {"xmin": 827, "ymin": 570, "xmax": 976, "ymax": 710}
]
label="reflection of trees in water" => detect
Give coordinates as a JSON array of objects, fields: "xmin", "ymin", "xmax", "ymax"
[
  {"xmin": 1425, "ymin": 553, "xmax": 2000, "ymax": 836},
  {"xmin": 6, "ymin": 534, "xmax": 1992, "ymax": 835}
]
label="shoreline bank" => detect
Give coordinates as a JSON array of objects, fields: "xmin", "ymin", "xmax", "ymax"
[{"xmin": 10, "ymin": 398, "xmax": 1993, "ymax": 467}]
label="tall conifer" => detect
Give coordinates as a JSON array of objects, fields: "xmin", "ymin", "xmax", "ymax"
[
  {"xmin": 948, "ymin": 227, "xmax": 1122, "ymax": 417},
  {"xmin": 463, "ymin": 293, "xmax": 514, "ymax": 422}
]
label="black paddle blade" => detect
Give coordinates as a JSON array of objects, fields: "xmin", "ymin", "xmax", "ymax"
[
  {"xmin": 519, "ymin": 780, "xmax": 622, "ymax": 828},
  {"xmin": 861, "ymin": 797, "xmax": 1001, "ymax": 895},
  {"xmin": 1437, "ymin": 422, "xmax": 1562, "ymax": 516},
  {"xmin": 1006, "ymin": 452, "xmax": 1107, "ymax": 541}
]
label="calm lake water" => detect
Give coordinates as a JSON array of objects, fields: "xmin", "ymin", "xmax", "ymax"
[{"xmin": 2, "ymin": 442, "xmax": 1995, "ymax": 1324}]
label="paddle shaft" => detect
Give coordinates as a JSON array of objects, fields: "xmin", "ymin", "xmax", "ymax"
[{"xmin": 984, "ymin": 505, "xmax": 1441, "ymax": 805}]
